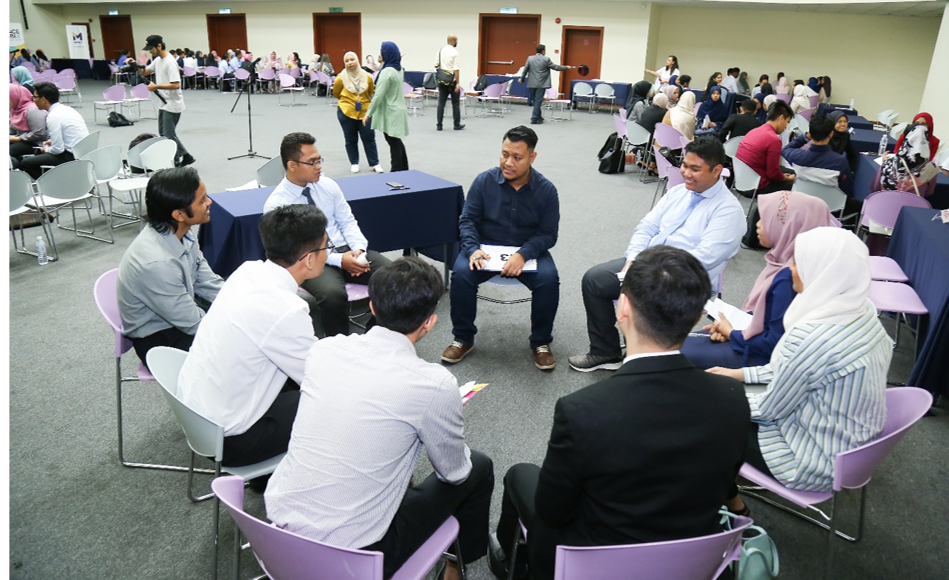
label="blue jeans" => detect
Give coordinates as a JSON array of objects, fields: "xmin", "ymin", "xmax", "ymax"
[
  {"xmin": 530, "ymin": 87, "xmax": 547, "ymax": 122},
  {"xmin": 336, "ymin": 107, "xmax": 379, "ymax": 166},
  {"xmin": 449, "ymin": 251, "xmax": 559, "ymax": 348}
]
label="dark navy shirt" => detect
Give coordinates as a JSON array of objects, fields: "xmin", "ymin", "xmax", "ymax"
[
  {"xmin": 458, "ymin": 166, "xmax": 560, "ymax": 261},
  {"xmin": 729, "ymin": 268, "xmax": 796, "ymax": 365}
]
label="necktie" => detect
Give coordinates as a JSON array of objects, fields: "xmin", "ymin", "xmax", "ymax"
[
  {"xmin": 301, "ymin": 186, "xmax": 315, "ymax": 206},
  {"xmin": 651, "ymin": 192, "xmax": 703, "ymax": 246}
]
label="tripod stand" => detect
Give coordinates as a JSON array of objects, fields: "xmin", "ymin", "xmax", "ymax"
[{"xmin": 228, "ymin": 63, "xmax": 268, "ymax": 161}]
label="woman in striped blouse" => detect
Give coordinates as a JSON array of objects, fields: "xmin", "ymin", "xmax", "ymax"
[{"xmin": 710, "ymin": 227, "xmax": 891, "ymax": 511}]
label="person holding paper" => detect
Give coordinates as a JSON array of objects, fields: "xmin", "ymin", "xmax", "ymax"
[
  {"xmin": 266, "ymin": 258, "xmax": 494, "ymax": 580},
  {"xmin": 569, "ymin": 137, "xmax": 744, "ymax": 373},
  {"xmin": 442, "ymin": 125, "xmax": 561, "ymax": 370},
  {"xmin": 680, "ymin": 191, "xmax": 834, "ymax": 369}
]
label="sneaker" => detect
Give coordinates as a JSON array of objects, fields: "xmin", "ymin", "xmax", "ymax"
[
  {"xmin": 454, "ymin": 124, "xmax": 466, "ymax": 130},
  {"xmin": 568, "ymin": 353, "xmax": 623, "ymax": 372},
  {"xmin": 372, "ymin": 165, "xmax": 384, "ymax": 173},
  {"xmin": 533, "ymin": 345, "xmax": 556, "ymax": 370},
  {"xmin": 441, "ymin": 341, "xmax": 474, "ymax": 364},
  {"xmin": 178, "ymin": 154, "xmax": 196, "ymax": 167},
  {"xmin": 351, "ymin": 164, "xmax": 360, "ymax": 173}
]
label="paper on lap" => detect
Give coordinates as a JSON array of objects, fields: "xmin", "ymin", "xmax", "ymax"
[
  {"xmin": 459, "ymin": 381, "xmax": 489, "ymax": 405},
  {"xmin": 480, "ymin": 245, "xmax": 537, "ymax": 272},
  {"xmin": 704, "ymin": 298, "xmax": 753, "ymax": 331}
]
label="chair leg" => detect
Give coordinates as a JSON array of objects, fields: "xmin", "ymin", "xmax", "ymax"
[
  {"xmin": 739, "ymin": 487, "xmax": 859, "ymax": 542},
  {"xmin": 211, "ymin": 464, "xmax": 222, "ymax": 580},
  {"xmin": 232, "ymin": 513, "xmax": 241, "ymax": 580},
  {"xmin": 824, "ymin": 495, "xmax": 838, "ymax": 580},
  {"xmin": 188, "ymin": 452, "xmax": 219, "ymax": 502}
]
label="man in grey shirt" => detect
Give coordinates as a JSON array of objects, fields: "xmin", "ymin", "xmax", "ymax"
[
  {"xmin": 519, "ymin": 44, "xmax": 575, "ymax": 125},
  {"xmin": 117, "ymin": 167, "xmax": 223, "ymax": 364},
  {"xmin": 266, "ymin": 258, "xmax": 494, "ymax": 580}
]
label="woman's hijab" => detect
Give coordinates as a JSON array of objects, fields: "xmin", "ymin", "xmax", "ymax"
[
  {"xmin": 697, "ymin": 86, "xmax": 728, "ymax": 124},
  {"xmin": 380, "ymin": 41, "xmax": 402, "ymax": 72},
  {"xmin": 828, "ymin": 111, "xmax": 853, "ymax": 156},
  {"xmin": 669, "ymin": 90, "xmax": 696, "ymax": 140},
  {"xmin": 759, "ymin": 82, "xmax": 774, "ymax": 96},
  {"xmin": 11, "ymin": 66, "xmax": 34, "ymax": 89},
  {"xmin": 742, "ymin": 191, "xmax": 835, "ymax": 338},
  {"xmin": 9, "ymin": 83, "xmax": 39, "ymax": 132},
  {"xmin": 791, "ymin": 84, "xmax": 809, "ymax": 111},
  {"xmin": 893, "ymin": 112, "xmax": 939, "ymax": 162},
  {"xmin": 628, "ymin": 81, "xmax": 652, "ymax": 109},
  {"xmin": 738, "ymin": 71, "xmax": 750, "ymax": 93},
  {"xmin": 340, "ymin": 51, "xmax": 370, "ymax": 95},
  {"xmin": 753, "ymin": 93, "xmax": 767, "ymax": 123},
  {"xmin": 660, "ymin": 84, "xmax": 678, "ymax": 107},
  {"xmin": 775, "ymin": 75, "xmax": 790, "ymax": 95},
  {"xmin": 651, "ymin": 92, "xmax": 669, "ymax": 110},
  {"xmin": 807, "ymin": 77, "xmax": 820, "ymax": 93}
]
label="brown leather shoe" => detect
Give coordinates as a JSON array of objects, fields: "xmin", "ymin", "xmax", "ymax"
[
  {"xmin": 533, "ymin": 345, "xmax": 556, "ymax": 370},
  {"xmin": 441, "ymin": 341, "xmax": 474, "ymax": 364}
]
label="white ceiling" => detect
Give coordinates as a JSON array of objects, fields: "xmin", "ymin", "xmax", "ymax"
[{"xmin": 654, "ymin": 1, "xmax": 948, "ymax": 17}]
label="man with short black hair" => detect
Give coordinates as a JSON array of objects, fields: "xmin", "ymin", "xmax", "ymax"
[
  {"xmin": 782, "ymin": 115, "xmax": 853, "ymax": 195},
  {"xmin": 118, "ymin": 167, "xmax": 224, "ymax": 364},
  {"xmin": 265, "ymin": 131, "xmax": 391, "ymax": 337},
  {"xmin": 442, "ymin": 126, "xmax": 561, "ymax": 370},
  {"xmin": 569, "ymin": 137, "xmax": 744, "ymax": 372},
  {"xmin": 677, "ymin": 74, "xmax": 692, "ymax": 89},
  {"xmin": 736, "ymin": 99, "xmax": 796, "ymax": 195},
  {"xmin": 13, "ymin": 82, "xmax": 89, "ymax": 179},
  {"xmin": 489, "ymin": 246, "xmax": 750, "ymax": 580},
  {"xmin": 519, "ymin": 45, "xmax": 576, "ymax": 125},
  {"xmin": 266, "ymin": 257, "xmax": 495, "ymax": 580},
  {"xmin": 178, "ymin": 204, "xmax": 328, "ymax": 467},
  {"xmin": 718, "ymin": 97, "xmax": 763, "ymax": 142},
  {"xmin": 143, "ymin": 34, "xmax": 194, "ymax": 167}
]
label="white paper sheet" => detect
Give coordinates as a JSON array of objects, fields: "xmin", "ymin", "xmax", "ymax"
[
  {"xmin": 703, "ymin": 298, "xmax": 753, "ymax": 332},
  {"xmin": 480, "ymin": 245, "xmax": 537, "ymax": 272}
]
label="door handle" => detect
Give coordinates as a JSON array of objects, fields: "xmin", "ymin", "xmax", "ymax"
[{"xmin": 488, "ymin": 60, "xmax": 514, "ymax": 65}]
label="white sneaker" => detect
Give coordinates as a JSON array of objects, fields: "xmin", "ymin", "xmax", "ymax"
[
  {"xmin": 372, "ymin": 165, "xmax": 384, "ymax": 173},
  {"xmin": 351, "ymin": 164, "xmax": 360, "ymax": 173}
]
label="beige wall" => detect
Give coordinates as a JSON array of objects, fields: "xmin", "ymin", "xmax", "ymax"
[
  {"xmin": 9, "ymin": 1, "xmax": 68, "ymax": 57},
  {"xmin": 919, "ymin": 4, "xmax": 949, "ymax": 148}
]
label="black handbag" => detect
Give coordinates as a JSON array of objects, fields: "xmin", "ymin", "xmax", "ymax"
[{"xmin": 436, "ymin": 48, "xmax": 455, "ymax": 86}]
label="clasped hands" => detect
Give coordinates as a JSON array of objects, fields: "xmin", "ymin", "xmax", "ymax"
[
  {"xmin": 341, "ymin": 250, "xmax": 370, "ymax": 276},
  {"xmin": 468, "ymin": 249, "xmax": 526, "ymax": 277}
]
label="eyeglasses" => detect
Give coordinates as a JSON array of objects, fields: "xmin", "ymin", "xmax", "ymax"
[
  {"xmin": 297, "ymin": 241, "xmax": 335, "ymax": 262},
  {"xmin": 294, "ymin": 157, "xmax": 324, "ymax": 167}
]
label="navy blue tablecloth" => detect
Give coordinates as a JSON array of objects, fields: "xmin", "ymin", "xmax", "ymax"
[
  {"xmin": 482, "ymin": 74, "xmax": 531, "ymax": 99},
  {"xmin": 817, "ymin": 103, "xmax": 858, "ymax": 118},
  {"xmin": 853, "ymin": 154, "xmax": 949, "ymax": 207},
  {"xmin": 569, "ymin": 80, "xmax": 632, "ymax": 109},
  {"xmin": 887, "ymin": 207, "xmax": 949, "ymax": 397},
  {"xmin": 846, "ymin": 115, "xmax": 874, "ymax": 131},
  {"xmin": 50, "ymin": 58, "xmax": 111, "ymax": 80},
  {"xmin": 850, "ymin": 128, "xmax": 894, "ymax": 154},
  {"xmin": 403, "ymin": 70, "xmax": 430, "ymax": 89},
  {"xmin": 197, "ymin": 171, "xmax": 464, "ymax": 278}
]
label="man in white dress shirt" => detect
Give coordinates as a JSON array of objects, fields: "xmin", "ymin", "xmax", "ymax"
[
  {"xmin": 265, "ymin": 131, "xmax": 391, "ymax": 337},
  {"xmin": 266, "ymin": 257, "xmax": 493, "ymax": 580},
  {"xmin": 15, "ymin": 82, "xmax": 89, "ymax": 179},
  {"xmin": 177, "ymin": 204, "xmax": 328, "ymax": 467}
]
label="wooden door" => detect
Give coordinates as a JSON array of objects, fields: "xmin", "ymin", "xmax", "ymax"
[
  {"xmin": 99, "ymin": 15, "xmax": 135, "ymax": 62},
  {"xmin": 206, "ymin": 14, "xmax": 249, "ymax": 57},
  {"xmin": 313, "ymin": 13, "xmax": 361, "ymax": 69},
  {"xmin": 559, "ymin": 26, "xmax": 603, "ymax": 96},
  {"xmin": 71, "ymin": 23, "xmax": 95, "ymax": 58},
  {"xmin": 478, "ymin": 14, "xmax": 541, "ymax": 76}
]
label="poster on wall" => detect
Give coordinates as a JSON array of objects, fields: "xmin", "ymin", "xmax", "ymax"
[
  {"xmin": 66, "ymin": 24, "xmax": 89, "ymax": 59},
  {"xmin": 10, "ymin": 22, "xmax": 24, "ymax": 49}
]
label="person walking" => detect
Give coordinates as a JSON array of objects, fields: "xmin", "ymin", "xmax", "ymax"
[
  {"xmin": 334, "ymin": 51, "xmax": 383, "ymax": 174},
  {"xmin": 519, "ymin": 44, "xmax": 575, "ymax": 125},
  {"xmin": 143, "ymin": 34, "xmax": 194, "ymax": 167},
  {"xmin": 434, "ymin": 34, "xmax": 464, "ymax": 131},
  {"xmin": 364, "ymin": 41, "xmax": 410, "ymax": 172}
]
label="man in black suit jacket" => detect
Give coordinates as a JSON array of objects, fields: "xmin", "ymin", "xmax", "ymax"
[{"xmin": 488, "ymin": 246, "xmax": 750, "ymax": 580}]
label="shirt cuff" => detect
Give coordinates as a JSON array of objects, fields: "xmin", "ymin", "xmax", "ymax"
[{"xmin": 327, "ymin": 252, "xmax": 343, "ymax": 269}]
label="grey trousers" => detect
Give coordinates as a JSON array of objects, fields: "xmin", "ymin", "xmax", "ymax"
[{"xmin": 158, "ymin": 109, "xmax": 189, "ymax": 161}]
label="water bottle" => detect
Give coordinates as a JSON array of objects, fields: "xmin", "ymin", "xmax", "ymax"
[
  {"xmin": 878, "ymin": 134, "xmax": 888, "ymax": 157},
  {"xmin": 703, "ymin": 114, "xmax": 711, "ymax": 130},
  {"xmin": 849, "ymin": 98, "xmax": 854, "ymax": 109},
  {"xmin": 36, "ymin": 235, "xmax": 48, "ymax": 266}
]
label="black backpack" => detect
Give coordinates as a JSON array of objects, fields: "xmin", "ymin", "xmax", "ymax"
[
  {"xmin": 597, "ymin": 132, "xmax": 626, "ymax": 174},
  {"xmin": 422, "ymin": 72, "xmax": 437, "ymax": 90},
  {"xmin": 107, "ymin": 111, "xmax": 134, "ymax": 127},
  {"xmin": 474, "ymin": 75, "xmax": 490, "ymax": 92}
]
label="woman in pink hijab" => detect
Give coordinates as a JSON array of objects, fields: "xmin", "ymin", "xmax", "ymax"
[
  {"xmin": 680, "ymin": 191, "xmax": 834, "ymax": 369},
  {"xmin": 9, "ymin": 83, "xmax": 49, "ymax": 161}
]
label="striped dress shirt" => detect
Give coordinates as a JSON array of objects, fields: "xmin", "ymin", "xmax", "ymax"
[{"xmin": 743, "ymin": 305, "xmax": 892, "ymax": 492}]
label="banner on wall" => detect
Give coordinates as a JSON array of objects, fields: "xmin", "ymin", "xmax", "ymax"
[
  {"xmin": 66, "ymin": 24, "xmax": 89, "ymax": 59},
  {"xmin": 10, "ymin": 23, "xmax": 24, "ymax": 49}
]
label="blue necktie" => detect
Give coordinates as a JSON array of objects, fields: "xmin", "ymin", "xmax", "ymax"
[
  {"xmin": 301, "ymin": 186, "xmax": 315, "ymax": 205},
  {"xmin": 651, "ymin": 192, "xmax": 703, "ymax": 246}
]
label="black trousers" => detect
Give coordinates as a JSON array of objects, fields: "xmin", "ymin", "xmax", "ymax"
[
  {"xmin": 10, "ymin": 140, "xmax": 37, "ymax": 161},
  {"xmin": 728, "ymin": 423, "xmax": 773, "ymax": 499},
  {"xmin": 221, "ymin": 378, "xmax": 300, "ymax": 467},
  {"xmin": 130, "ymin": 326, "xmax": 195, "ymax": 367},
  {"xmin": 436, "ymin": 82, "xmax": 461, "ymax": 128},
  {"xmin": 496, "ymin": 463, "xmax": 563, "ymax": 580},
  {"xmin": 742, "ymin": 172, "xmax": 796, "ymax": 248},
  {"xmin": 580, "ymin": 258, "xmax": 627, "ymax": 357},
  {"xmin": 362, "ymin": 449, "xmax": 495, "ymax": 579},
  {"xmin": 300, "ymin": 249, "xmax": 391, "ymax": 338},
  {"xmin": 383, "ymin": 133, "xmax": 409, "ymax": 172},
  {"xmin": 15, "ymin": 150, "xmax": 74, "ymax": 180}
]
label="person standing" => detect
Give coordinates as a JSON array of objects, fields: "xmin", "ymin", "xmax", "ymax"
[
  {"xmin": 143, "ymin": 35, "xmax": 195, "ymax": 167},
  {"xmin": 333, "ymin": 51, "xmax": 383, "ymax": 174},
  {"xmin": 364, "ymin": 41, "xmax": 410, "ymax": 172},
  {"xmin": 519, "ymin": 45, "xmax": 575, "ymax": 125},
  {"xmin": 434, "ymin": 34, "xmax": 465, "ymax": 131}
]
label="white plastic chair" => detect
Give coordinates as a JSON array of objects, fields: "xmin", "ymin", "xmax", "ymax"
[
  {"xmin": 792, "ymin": 179, "xmax": 847, "ymax": 215},
  {"xmin": 10, "ymin": 170, "xmax": 58, "ymax": 261},
  {"xmin": 82, "ymin": 145, "xmax": 141, "ymax": 229},
  {"xmin": 72, "ymin": 131, "xmax": 101, "ymax": 162},
  {"xmin": 889, "ymin": 122, "xmax": 908, "ymax": 141},
  {"xmin": 722, "ymin": 136, "xmax": 743, "ymax": 159},
  {"xmin": 477, "ymin": 275, "xmax": 532, "ymax": 305},
  {"xmin": 31, "ymin": 160, "xmax": 112, "ymax": 243},
  {"xmin": 731, "ymin": 158, "xmax": 760, "ymax": 200},
  {"xmin": 256, "ymin": 156, "xmax": 285, "ymax": 187},
  {"xmin": 592, "ymin": 83, "xmax": 616, "ymax": 113},
  {"xmin": 573, "ymin": 82, "xmax": 595, "ymax": 112},
  {"xmin": 140, "ymin": 140, "xmax": 177, "ymax": 174}
]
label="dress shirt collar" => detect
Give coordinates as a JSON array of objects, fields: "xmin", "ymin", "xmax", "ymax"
[
  {"xmin": 686, "ymin": 176, "xmax": 728, "ymax": 200},
  {"xmin": 263, "ymin": 259, "xmax": 300, "ymax": 292},
  {"xmin": 366, "ymin": 325, "xmax": 417, "ymax": 355},
  {"xmin": 279, "ymin": 176, "xmax": 315, "ymax": 197},
  {"xmin": 622, "ymin": 350, "xmax": 681, "ymax": 365},
  {"xmin": 154, "ymin": 226, "xmax": 191, "ymax": 259},
  {"xmin": 493, "ymin": 165, "xmax": 538, "ymax": 192}
]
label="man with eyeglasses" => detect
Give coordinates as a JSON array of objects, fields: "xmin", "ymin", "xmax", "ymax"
[
  {"xmin": 265, "ymin": 131, "xmax": 391, "ymax": 337},
  {"xmin": 177, "ymin": 204, "xmax": 328, "ymax": 471},
  {"xmin": 13, "ymin": 82, "xmax": 89, "ymax": 179}
]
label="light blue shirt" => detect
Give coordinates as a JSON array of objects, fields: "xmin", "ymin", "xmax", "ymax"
[
  {"xmin": 45, "ymin": 102, "xmax": 89, "ymax": 156},
  {"xmin": 264, "ymin": 176, "xmax": 369, "ymax": 269},
  {"xmin": 625, "ymin": 178, "xmax": 744, "ymax": 285},
  {"xmin": 217, "ymin": 60, "xmax": 231, "ymax": 73}
]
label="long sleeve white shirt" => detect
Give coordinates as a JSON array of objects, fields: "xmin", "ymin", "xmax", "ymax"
[{"xmin": 44, "ymin": 102, "xmax": 89, "ymax": 155}]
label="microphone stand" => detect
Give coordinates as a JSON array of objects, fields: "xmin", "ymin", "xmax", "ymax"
[{"xmin": 228, "ymin": 58, "xmax": 268, "ymax": 161}]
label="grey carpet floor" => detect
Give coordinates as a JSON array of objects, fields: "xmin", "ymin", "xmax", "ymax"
[{"xmin": 8, "ymin": 80, "xmax": 948, "ymax": 579}]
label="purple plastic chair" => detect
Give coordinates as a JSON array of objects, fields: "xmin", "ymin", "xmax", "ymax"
[
  {"xmin": 211, "ymin": 475, "xmax": 466, "ymax": 580},
  {"xmin": 93, "ymin": 84, "xmax": 127, "ymax": 124},
  {"xmin": 808, "ymin": 95, "xmax": 820, "ymax": 108},
  {"xmin": 868, "ymin": 256, "xmax": 908, "ymax": 282},
  {"xmin": 869, "ymin": 281, "xmax": 928, "ymax": 356},
  {"xmin": 256, "ymin": 67, "xmax": 276, "ymax": 92},
  {"xmin": 552, "ymin": 515, "xmax": 752, "ymax": 580},
  {"xmin": 858, "ymin": 190, "xmax": 932, "ymax": 236},
  {"xmin": 651, "ymin": 145, "xmax": 679, "ymax": 208},
  {"xmin": 203, "ymin": 65, "xmax": 222, "ymax": 89},
  {"xmin": 739, "ymin": 387, "xmax": 933, "ymax": 579},
  {"xmin": 775, "ymin": 93, "xmax": 791, "ymax": 104},
  {"xmin": 798, "ymin": 107, "xmax": 815, "ymax": 121},
  {"xmin": 652, "ymin": 123, "xmax": 687, "ymax": 157}
]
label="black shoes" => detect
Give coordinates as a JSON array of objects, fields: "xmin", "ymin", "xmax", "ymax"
[
  {"xmin": 454, "ymin": 124, "xmax": 466, "ymax": 130},
  {"xmin": 530, "ymin": 119, "xmax": 544, "ymax": 125},
  {"xmin": 436, "ymin": 125, "xmax": 443, "ymax": 131},
  {"xmin": 177, "ymin": 154, "xmax": 196, "ymax": 167},
  {"xmin": 488, "ymin": 533, "xmax": 528, "ymax": 580}
]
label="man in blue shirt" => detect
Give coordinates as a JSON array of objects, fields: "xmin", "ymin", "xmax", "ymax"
[
  {"xmin": 569, "ymin": 137, "xmax": 745, "ymax": 372},
  {"xmin": 442, "ymin": 126, "xmax": 561, "ymax": 370},
  {"xmin": 782, "ymin": 115, "xmax": 854, "ymax": 196}
]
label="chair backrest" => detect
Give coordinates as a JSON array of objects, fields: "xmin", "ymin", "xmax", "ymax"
[
  {"xmin": 147, "ymin": 346, "xmax": 226, "ymax": 460},
  {"xmin": 792, "ymin": 179, "xmax": 846, "ymax": 212},
  {"xmin": 258, "ymin": 68, "xmax": 276, "ymax": 81},
  {"xmin": 108, "ymin": 62, "xmax": 119, "ymax": 73},
  {"xmin": 256, "ymin": 156, "xmax": 286, "ymax": 187},
  {"xmin": 54, "ymin": 74, "xmax": 76, "ymax": 90},
  {"xmin": 35, "ymin": 160, "xmax": 96, "ymax": 202},
  {"xmin": 653, "ymin": 145, "xmax": 675, "ymax": 180},
  {"xmin": 483, "ymin": 82, "xmax": 507, "ymax": 99},
  {"xmin": 212, "ymin": 475, "xmax": 386, "ymax": 579},
  {"xmin": 860, "ymin": 190, "xmax": 932, "ymax": 230},
  {"xmin": 546, "ymin": 87, "xmax": 559, "ymax": 101},
  {"xmin": 666, "ymin": 163, "xmax": 685, "ymax": 190},
  {"xmin": 652, "ymin": 123, "xmax": 686, "ymax": 150},
  {"xmin": 613, "ymin": 114, "xmax": 627, "ymax": 140},
  {"xmin": 834, "ymin": 387, "xmax": 932, "ymax": 491},
  {"xmin": 94, "ymin": 269, "xmax": 134, "ymax": 358},
  {"xmin": 128, "ymin": 136, "xmax": 167, "ymax": 169},
  {"xmin": 140, "ymin": 140, "xmax": 178, "ymax": 172},
  {"xmin": 9, "ymin": 170, "xmax": 36, "ymax": 213},
  {"xmin": 722, "ymin": 136, "xmax": 743, "ymax": 159},
  {"xmin": 204, "ymin": 65, "xmax": 221, "ymax": 78},
  {"xmin": 876, "ymin": 109, "xmax": 899, "ymax": 127},
  {"xmin": 81, "ymin": 145, "xmax": 124, "ymax": 182},
  {"xmin": 60, "ymin": 68, "xmax": 76, "ymax": 78},
  {"xmin": 553, "ymin": 516, "xmax": 752, "ymax": 580},
  {"xmin": 889, "ymin": 122, "xmax": 908, "ymax": 140},
  {"xmin": 573, "ymin": 82, "xmax": 593, "ymax": 97},
  {"xmin": 626, "ymin": 122, "xmax": 652, "ymax": 147},
  {"xmin": 403, "ymin": 82, "xmax": 417, "ymax": 96},
  {"xmin": 807, "ymin": 95, "xmax": 819, "ymax": 108},
  {"xmin": 102, "ymin": 84, "xmax": 126, "ymax": 102},
  {"xmin": 70, "ymin": 130, "xmax": 100, "ymax": 161},
  {"xmin": 775, "ymin": 93, "xmax": 791, "ymax": 104},
  {"xmin": 732, "ymin": 158, "xmax": 761, "ymax": 192},
  {"xmin": 22, "ymin": 61, "xmax": 36, "ymax": 72},
  {"xmin": 594, "ymin": 83, "xmax": 615, "ymax": 98},
  {"xmin": 128, "ymin": 83, "xmax": 150, "ymax": 100},
  {"xmin": 279, "ymin": 73, "xmax": 296, "ymax": 88},
  {"xmin": 798, "ymin": 107, "xmax": 814, "ymax": 121},
  {"xmin": 288, "ymin": 67, "xmax": 301, "ymax": 78},
  {"xmin": 182, "ymin": 66, "xmax": 197, "ymax": 77},
  {"xmin": 234, "ymin": 68, "xmax": 251, "ymax": 80},
  {"xmin": 693, "ymin": 101, "xmax": 701, "ymax": 115}
]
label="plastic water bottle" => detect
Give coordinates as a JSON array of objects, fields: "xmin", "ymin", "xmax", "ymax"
[
  {"xmin": 36, "ymin": 235, "xmax": 48, "ymax": 266},
  {"xmin": 878, "ymin": 134, "xmax": 888, "ymax": 157},
  {"xmin": 849, "ymin": 98, "xmax": 854, "ymax": 109}
]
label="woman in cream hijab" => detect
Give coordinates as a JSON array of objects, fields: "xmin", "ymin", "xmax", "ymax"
[
  {"xmin": 790, "ymin": 84, "xmax": 810, "ymax": 114},
  {"xmin": 662, "ymin": 90, "xmax": 696, "ymax": 140},
  {"xmin": 333, "ymin": 51, "xmax": 382, "ymax": 174}
]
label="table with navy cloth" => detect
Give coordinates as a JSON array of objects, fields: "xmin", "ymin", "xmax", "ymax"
[
  {"xmin": 197, "ymin": 170, "xmax": 465, "ymax": 284},
  {"xmin": 482, "ymin": 74, "xmax": 530, "ymax": 99},
  {"xmin": 886, "ymin": 207, "xmax": 949, "ymax": 398},
  {"xmin": 50, "ymin": 58, "xmax": 111, "ymax": 80},
  {"xmin": 568, "ymin": 80, "xmax": 632, "ymax": 109},
  {"xmin": 844, "ymin": 115, "xmax": 874, "ymax": 131},
  {"xmin": 403, "ymin": 70, "xmax": 430, "ymax": 89},
  {"xmin": 852, "ymin": 154, "xmax": 949, "ymax": 208},
  {"xmin": 816, "ymin": 103, "xmax": 858, "ymax": 118},
  {"xmin": 850, "ymin": 128, "xmax": 895, "ymax": 154}
]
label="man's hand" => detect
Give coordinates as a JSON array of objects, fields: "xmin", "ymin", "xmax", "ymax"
[
  {"xmin": 501, "ymin": 252, "xmax": 526, "ymax": 277},
  {"xmin": 341, "ymin": 250, "xmax": 371, "ymax": 276},
  {"xmin": 10, "ymin": 136, "xmax": 18, "ymax": 143},
  {"xmin": 147, "ymin": 82, "xmax": 158, "ymax": 92},
  {"xmin": 468, "ymin": 249, "xmax": 489, "ymax": 271},
  {"xmin": 706, "ymin": 367, "xmax": 744, "ymax": 381},
  {"xmin": 784, "ymin": 173, "xmax": 796, "ymax": 181},
  {"xmin": 710, "ymin": 312, "xmax": 734, "ymax": 341},
  {"xmin": 454, "ymin": 83, "xmax": 461, "ymax": 93},
  {"xmin": 618, "ymin": 260, "xmax": 633, "ymax": 280}
]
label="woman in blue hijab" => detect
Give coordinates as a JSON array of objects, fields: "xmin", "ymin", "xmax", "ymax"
[
  {"xmin": 807, "ymin": 77, "xmax": 820, "ymax": 93},
  {"xmin": 695, "ymin": 86, "xmax": 729, "ymax": 136},
  {"xmin": 12, "ymin": 66, "xmax": 35, "ymax": 94},
  {"xmin": 364, "ymin": 41, "xmax": 410, "ymax": 171}
]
